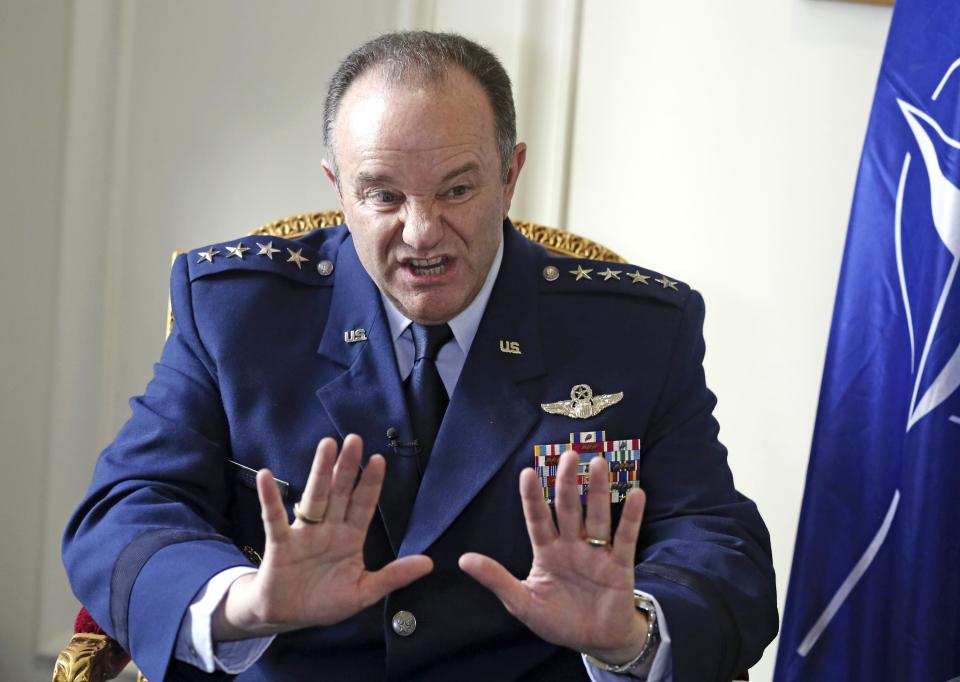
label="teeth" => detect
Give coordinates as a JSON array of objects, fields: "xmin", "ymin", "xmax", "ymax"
[
  {"xmin": 409, "ymin": 257, "xmax": 445, "ymax": 267},
  {"xmin": 408, "ymin": 256, "xmax": 447, "ymax": 276}
]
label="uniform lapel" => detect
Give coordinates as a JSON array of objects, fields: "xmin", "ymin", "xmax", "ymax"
[
  {"xmin": 399, "ymin": 225, "xmax": 547, "ymax": 557},
  {"xmin": 315, "ymin": 237, "xmax": 417, "ymax": 553}
]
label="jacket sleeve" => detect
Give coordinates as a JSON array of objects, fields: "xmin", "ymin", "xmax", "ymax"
[
  {"xmin": 633, "ymin": 290, "xmax": 779, "ymax": 681},
  {"xmin": 62, "ymin": 253, "xmax": 251, "ymax": 681}
]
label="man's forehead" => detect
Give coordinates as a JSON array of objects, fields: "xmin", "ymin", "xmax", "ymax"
[{"xmin": 333, "ymin": 67, "xmax": 498, "ymax": 168}]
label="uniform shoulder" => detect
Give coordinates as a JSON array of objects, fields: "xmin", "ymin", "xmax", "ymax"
[
  {"xmin": 537, "ymin": 255, "xmax": 691, "ymax": 308},
  {"xmin": 182, "ymin": 224, "xmax": 349, "ymax": 286}
]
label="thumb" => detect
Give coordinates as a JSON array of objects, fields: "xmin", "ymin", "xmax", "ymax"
[
  {"xmin": 360, "ymin": 555, "xmax": 434, "ymax": 605},
  {"xmin": 459, "ymin": 553, "xmax": 530, "ymax": 619}
]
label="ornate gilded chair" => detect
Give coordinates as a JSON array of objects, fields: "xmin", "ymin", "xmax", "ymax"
[{"xmin": 55, "ymin": 211, "xmax": 623, "ymax": 682}]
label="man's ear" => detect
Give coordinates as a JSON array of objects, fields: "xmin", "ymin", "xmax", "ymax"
[
  {"xmin": 322, "ymin": 159, "xmax": 342, "ymax": 203},
  {"xmin": 502, "ymin": 143, "xmax": 527, "ymax": 218}
]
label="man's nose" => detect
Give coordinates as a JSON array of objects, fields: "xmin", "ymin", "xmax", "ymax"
[{"xmin": 400, "ymin": 200, "xmax": 443, "ymax": 251}]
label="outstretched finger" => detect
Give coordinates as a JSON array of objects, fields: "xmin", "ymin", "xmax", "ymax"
[
  {"xmin": 297, "ymin": 438, "xmax": 338, "ymax": 524},
  {"xmin": 584, "ymin": 456, "xmax": 612, "ymax": 543},
  {"xmin": 257, "ymin": 468, "xmax": 290, "ymax": 548},
  {"xmin": 358, "ymin": 555, "xmax": 434, "ymax": 606},
  {"xmin": 612, "ymin": 487, "xmax": 647, "ymax": 566},
  {"xmin": 554, "ymin": 450, "xmax": 584, "ymax": 539},
  {"xmin": 346, "ymin": 454, "xmax": 386, "ymax": 530},
  {"xmin": 519, "ymin": 468, "xmax": 558, "ymax": 547},
  {"xmin": 324, "ymin": 434, "xmax": 363, "ymax": 523},
  {"xmin": 459, "ymin": 553, "xmax": 530, "ymax": 620}
]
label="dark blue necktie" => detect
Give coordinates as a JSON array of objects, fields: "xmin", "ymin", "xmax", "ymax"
[{"xmin": 405, "ymin": 323, "xmax": 453, "ymax": 478}]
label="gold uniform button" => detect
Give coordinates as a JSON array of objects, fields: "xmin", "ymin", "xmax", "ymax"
[
  {"xmin": 392, "ymin": 610, "xmax": 417, "ymax": 636},
  {"xmin": 542, "ymin": 265, "xmax": 560, "ymax": 282}
]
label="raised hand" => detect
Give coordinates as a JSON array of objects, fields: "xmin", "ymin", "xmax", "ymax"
[
  {"xmin": 213, "ymin": 434, "xmax": 433, "ymax": 640},
  {"xmin": 459, "ymin": 450, "xmax": 649, "ymax": 665}
]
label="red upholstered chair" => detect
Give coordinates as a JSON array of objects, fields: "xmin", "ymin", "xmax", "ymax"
[{"xmin": 52, "ymin": 606, "xmax": 144, "ymax": 682}]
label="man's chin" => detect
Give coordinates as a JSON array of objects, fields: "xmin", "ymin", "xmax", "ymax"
[
  {"xmin": 397, "ymin": 295, "xmax": 464, "ymax": 326},
  {"xmin": 405, "ymin": 309, "xmax": 459, "ymax": 326}
]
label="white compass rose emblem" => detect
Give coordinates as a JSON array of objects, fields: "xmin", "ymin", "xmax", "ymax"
[{"xmin": 894, "ymin": 58, "xmax": 960, "ymax": 432}]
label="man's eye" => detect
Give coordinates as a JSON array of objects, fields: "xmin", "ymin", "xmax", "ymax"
[
  {"xmin": 371, "ymin": 190, "xmax": 400, "ymax": 204},
  {"xmin": 445, "ymin": 185, "xmax": 469, "ymax": 198}
]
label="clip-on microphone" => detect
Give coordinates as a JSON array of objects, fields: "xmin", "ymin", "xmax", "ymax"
[{"xmin": 386, "ymin": 427, "xmax": 423, "ymax": 478}]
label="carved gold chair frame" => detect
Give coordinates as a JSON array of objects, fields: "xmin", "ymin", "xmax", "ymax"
[{"xmin": 56, "ymin": 211, "xmax": 623, "ymax": 682}]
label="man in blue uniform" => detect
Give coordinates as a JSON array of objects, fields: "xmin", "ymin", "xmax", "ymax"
[{"xmin": 63, "ymin": 32, "xmax": 777, "ymax": 681}]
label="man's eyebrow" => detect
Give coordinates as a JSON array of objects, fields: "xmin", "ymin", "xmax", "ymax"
[
  {"xmin": 354, "ymin": 171, "xmax": 392, "ymax": 187},
  {"xmin": 440, "ymin": 162, "xmax": 479, "ymax": 183},
  {"xmin": 353, "ymin": 162, "xmax": 479, "ymax": 188}
]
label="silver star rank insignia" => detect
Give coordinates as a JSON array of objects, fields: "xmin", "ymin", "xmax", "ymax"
[
  {"xmin": 286, "ymin": 247, "xmax": 309, "ymax": 269},
  {"xmin": 541, "ymin": 384, "xmax": 624, "ymax": 419},
  {"xmin": 598, "ymin": 268, "xmax": 622, "ymax": 281},
  {"xmin": 197, "ymin": 249, "xmax": 220, "ymax": 264},
  {"xmin": 655, "ymin": 275, "xmax": 678, "ymax": 291},
  {"xmin": 627, "ymin": 271, "xmax": 650, "ymax": 285},
  {"xmin": 226, "ymin": 242, "xmax": 250, "ymax": 259},
  {"xmin": 256, "ymin": 241, "xmax": 280, "ymax": 259},
  {"xmin": 570, "ymin": 265, "xmax": 593, "ymax": 281}
]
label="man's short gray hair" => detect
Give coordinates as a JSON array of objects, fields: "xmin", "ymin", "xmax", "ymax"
[{"xmin": 323, "ymin": 31, "xmax": 517, "ymax": 180}]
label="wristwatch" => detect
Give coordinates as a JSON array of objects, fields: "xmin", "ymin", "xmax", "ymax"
[{"xmin": 585, "ymin": 593, "xmax": 660, "ymax": 674}]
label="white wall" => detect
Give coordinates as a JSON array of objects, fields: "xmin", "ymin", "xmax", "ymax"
[
  {"xmin": 0, "ymin": 1, "xmax": 891, "ymax": 680},
  {"xmin": 0, "ymin": 2, "xmax": 71, "ymax": 679},
  {"xmin": 567, "ymin": 2, "xmax": 891, "ymax": 680}
]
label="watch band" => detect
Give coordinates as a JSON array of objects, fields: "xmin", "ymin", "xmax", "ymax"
[{"xmin": 585, "ymin": 593, "xmax": 660, "ymax": 674}]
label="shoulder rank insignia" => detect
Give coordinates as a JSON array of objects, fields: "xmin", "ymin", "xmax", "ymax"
[{"xmin": 541, "ymin": 384, "xmax": 623, "ymax": 419}]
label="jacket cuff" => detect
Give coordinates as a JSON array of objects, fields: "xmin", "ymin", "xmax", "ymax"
[
  {"xmin": 125, "ymin": 538, "xmax": 252, "ymax": 680},
  {"xmin": 635, "ymin": 564, "xmax": 737, "ymax": 682}
]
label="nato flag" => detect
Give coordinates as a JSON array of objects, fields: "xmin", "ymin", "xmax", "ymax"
[{"xmin": 775, "ymin": 1, "xmax": 960, "ymax": 680}]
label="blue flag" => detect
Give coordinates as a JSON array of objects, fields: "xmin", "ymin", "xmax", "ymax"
[{"xmin": 775, "ymin": 1, "xmax": 960, "ymax": 680}]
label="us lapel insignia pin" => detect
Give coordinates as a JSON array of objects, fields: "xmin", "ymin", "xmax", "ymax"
[
  {"xmin": 499, "ymin": 340, "xmax": 522, "ymax": 355},
  {"xmin": 343, "ymin": 328, "xmax": 368, "ymax": 343},
  {"xmin": 541, "ymin": 383, "xmax": 623, "ymax": 419}
]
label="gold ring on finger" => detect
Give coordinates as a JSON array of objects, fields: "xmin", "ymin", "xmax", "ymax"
[
  {"xmin": 585, "ymin": 535, "xmax": 610, "ymax": 548},
  {"xmin": 293, "ymin": 501, "xmax": 323, "ymax": 525}
]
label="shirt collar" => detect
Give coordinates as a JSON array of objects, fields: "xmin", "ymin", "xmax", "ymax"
[{"xmin": 380, "ymin": 235, "xmax": 504, "ymax": 355}]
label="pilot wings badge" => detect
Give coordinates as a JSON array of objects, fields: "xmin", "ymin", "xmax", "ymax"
[{"xmin": 541, "ymin": 384, "xmax": 623, "ymax": 419}]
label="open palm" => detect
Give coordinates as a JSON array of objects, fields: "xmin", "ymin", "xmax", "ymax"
[
  {"xmin": 214, "ymin": 435, "xmax": 433, "ymax": 639},
  {"xmin": 460, "ymin": 451, "xmax": 649, "ymax": 663}
]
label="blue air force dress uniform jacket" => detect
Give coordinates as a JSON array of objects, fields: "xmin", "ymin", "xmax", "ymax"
[{"xmin": 63, "ymin": 221, "xmax": 778, "ymax": 681}]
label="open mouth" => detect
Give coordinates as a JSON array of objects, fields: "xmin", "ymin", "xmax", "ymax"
[{"xmin": 406, "ymin": 256, "xmax": 448, "ymax": 277}]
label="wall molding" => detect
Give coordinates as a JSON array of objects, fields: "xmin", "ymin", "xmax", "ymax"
[
  {"xmin": 396, "ymin": 0, "xmax": 437, "ymax": 29},
  {"xmin": 35, "ymin": 0, "xmax": 134, "ymax": 658},
  {"xmin": 514, "ymin": 0, "xmax": 582, "ymax": 228},
  {"xmin": 395, "ymin": 0, "xmax": 582, "ymax": 228}
]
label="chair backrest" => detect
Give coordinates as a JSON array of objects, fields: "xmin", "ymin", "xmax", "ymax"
[{"xmin": 167, "ymin": 211, "xmax": 624, "ymax": 337}]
